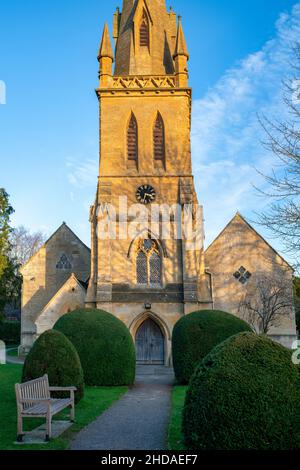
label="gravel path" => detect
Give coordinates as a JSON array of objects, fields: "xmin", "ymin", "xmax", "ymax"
[
  {"xmin": 6, "ymin": 349, "xmax": 24, "ymax": 365},
  {"xmin": 71, "ymin": 366, "xmax": 174, "ymax": 451}
]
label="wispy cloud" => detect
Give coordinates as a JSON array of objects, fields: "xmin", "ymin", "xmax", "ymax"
[
  {"xmin": 192, "ymin": 3, "xmax": 300, "ymax": 246},
  {"xmin": 67, "ymin": 157, "xmax": 98, "ymax": 188}
]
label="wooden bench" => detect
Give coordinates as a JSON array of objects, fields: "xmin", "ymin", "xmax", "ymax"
[{"xmin": 15, "ymin": 374, "xmax": 76, "ymax": 442}]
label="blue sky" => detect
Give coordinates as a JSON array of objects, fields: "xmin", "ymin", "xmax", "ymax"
[{"xmin": 0, "ymin": 0, "xmax": 299, "ymax": 264}]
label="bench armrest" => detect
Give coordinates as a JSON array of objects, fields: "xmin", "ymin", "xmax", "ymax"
[{"xmin": 49, "ymin": 387, "xmax": 77, "ymax": 392}]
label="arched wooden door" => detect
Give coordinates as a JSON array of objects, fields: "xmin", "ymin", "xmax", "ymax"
[{"xmin": 135, "ymin": 318, "xmax": 164, "ymax": 365}]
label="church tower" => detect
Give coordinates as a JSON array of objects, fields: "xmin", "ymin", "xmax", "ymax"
[{"xmin": 86, "ymin": 0, "xmax": 212, "ymax": 365}]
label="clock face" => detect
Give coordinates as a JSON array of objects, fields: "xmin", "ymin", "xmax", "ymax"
[{"xmin": 136, "ymin": 185, "xmax": 156, "ymax": 205}]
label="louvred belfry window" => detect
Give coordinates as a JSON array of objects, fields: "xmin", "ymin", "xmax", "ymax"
[
  {"xmin": 127, "ymin": 113, "xmax": 138, "ymax": 161},
  {"xmin": 153, "ymin": 113, "xmax": 165, "ymax": 162},
  {"xmin": 140, "ymin": 11, "xmax": 149, "ymax": 47}
]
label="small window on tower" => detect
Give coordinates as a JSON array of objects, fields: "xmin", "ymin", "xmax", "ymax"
[
  {"xmin": 153, "ymin": 113, "xmax": 165, "ymax": 163},
  {"xmin": 140, "ymin": 11, "xmax": 149, "ymax": 47},
  {"xmin": 127, "ymin": 113, "xmax": 138, "ymax": 161}
]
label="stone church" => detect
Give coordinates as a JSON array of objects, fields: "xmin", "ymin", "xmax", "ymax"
[{"xmin": 20, "ymin": 0, "xmax": 297, "ymax": 363}]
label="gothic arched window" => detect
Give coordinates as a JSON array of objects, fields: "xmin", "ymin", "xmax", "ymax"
[
  {"xmin": 140, "ymin": 11, "xmax": 149, "ymax": 47},
  {"xmin": 136, "ymin": 239, "xmax": 162, "ymax": 286},
  {"xmin": 56, "ymin": 254, "xmax": 72, "ymax": 270},
  {"xmin": 153, "ymin": 113, "xmax": 165, "ymax": 162},
  {"xmin": 127, "ymin": 113, "xmax": 138, "ymax": 161}
]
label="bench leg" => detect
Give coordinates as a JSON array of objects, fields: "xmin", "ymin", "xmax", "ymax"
[
  {"xmin": 17, "ymin": 414, "xmax": 24, "ymax": 442},
  {"xmin": 70, "ymin": 391, "xmax": 75, "ymax": 422},
  {"xmin": 46, "ymin": 414, "xmax": 52, "ymax": 442}
]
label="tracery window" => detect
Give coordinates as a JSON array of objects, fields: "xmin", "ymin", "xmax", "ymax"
[
  {"xmin": 136, "ymin": 239, "xmax": 162, "ymax": 286},
  {"xmin": 56, "ymin": 254, "xmax": 72, "ymax": 270}
]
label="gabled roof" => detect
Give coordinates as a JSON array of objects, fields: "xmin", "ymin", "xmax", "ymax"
[
  {"xmin": 20, "ymin": 222, "xmax": 90, "ymax": 273},
  {"xmin": 205, "ymin": 212, "xmax": 294, "ymax": 271},
  {"xmin": 37, "ymin": 273, "xmax": 87, "ymax": 315}
]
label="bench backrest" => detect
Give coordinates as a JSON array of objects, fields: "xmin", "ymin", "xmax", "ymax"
[{"xmin": 15, "ymin": 374, "xmax": 50, "ymax": 411}]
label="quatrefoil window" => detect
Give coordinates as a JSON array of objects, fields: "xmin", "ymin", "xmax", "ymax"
[{"xmin": 233, "ymin": 266, "xmax": 252, "ymax": 285}]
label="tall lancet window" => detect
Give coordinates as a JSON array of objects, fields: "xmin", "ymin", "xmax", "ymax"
[
  {"xmin": 140, "ymin": 10, "xmax": 149, "ymax": 47},
  {"xmin": 127, "ymin": 113, "xmax": 138, "ymax": 161},
  {"xmin": 136, "ymin": 239, "xmax": 162, "ymax": 286},
  {"xmin": 153, "ymin": 113, "xmax": 165, "ymax": 163}
]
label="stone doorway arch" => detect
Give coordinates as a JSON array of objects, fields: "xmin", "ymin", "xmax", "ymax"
[
  {"xmin": 129, "ymin": 312, "xmax": 171, "ymax": 366},
  {"xmin": 135, "ymin": 318, "xmax": 164, "ymax": 365}
]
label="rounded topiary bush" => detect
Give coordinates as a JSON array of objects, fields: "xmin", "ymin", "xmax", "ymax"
[
  {"xmin": 54, "ymin": 309, "xmax": 136, "ymax": 386},
  {"xmin": 183, "ymin": 332, "xmax": 300, "ymax": 450},
  {"xmin": 172, "ymin": 310, "xmax": 252, "ymax": 384},
  {"xmin": 22, "ymin": 329, "xmax": 84, "ymax": 403}
]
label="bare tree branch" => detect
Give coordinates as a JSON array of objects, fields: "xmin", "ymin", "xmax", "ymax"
[
  {"xmin": 255, "ymin": 45, "xmax": 300, "ymax": 269},
  {"xmin": 239, "ymin": 273, "xmax": 295, "ymax": 334},
  {"xmin": 10, "ymin": 226, "xmax": 47, "ymax": 266}
]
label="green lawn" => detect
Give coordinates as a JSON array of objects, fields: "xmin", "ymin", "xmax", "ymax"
[
  {"xmin": 167, "ymin": 386, "xmax": 188, "ymax": 450},
  {"xmin": 0, "ymin": 363, "xmax": 127, "ymax": 450}
]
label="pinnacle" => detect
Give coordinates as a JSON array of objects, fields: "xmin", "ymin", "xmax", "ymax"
[
  {"xmin": 174, "ymin": 16, "xmax": 189, "ymax": 60},
  {"xmin": 98, "ymin": 23, "xmax": 114, "ymax": 61}
]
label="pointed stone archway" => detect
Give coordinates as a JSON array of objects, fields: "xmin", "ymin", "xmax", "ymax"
[
  {"xmin": 129, "ymin": 312, "xmax": 171, "ymax": 366},
  {"xmin": 135, "ymin": 318, "xmax": 164, "ymax": 365}
]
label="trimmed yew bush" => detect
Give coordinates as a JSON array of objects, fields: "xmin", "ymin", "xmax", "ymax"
[
  {"xmin": 183, "ymin": 332, "xmax": 300, "ymax": 450},
  {"xmin": 22, "ymin": 329, "xmax": 84, "ymax": 403},
  {"xmin": 54, "ymin": 309, "xmax": 136, "ymax": 386},
  {"xmin": 172, "ymin": 310, "xmax": 252, "ymax": 384}
]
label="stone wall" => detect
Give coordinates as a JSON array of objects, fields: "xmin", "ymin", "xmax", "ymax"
[
  {"xmin": 35, "ymin": 274, "xmax": 87, "ymax": 335},
  {"xmin": 205, "ymin": 213, "xmax": 297, "ymax": 347},
  {"xmin": 20, "ymin": 223, "xmax": 90, "ymax": 352}
]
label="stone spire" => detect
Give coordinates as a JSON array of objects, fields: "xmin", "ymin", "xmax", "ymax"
[
  {"xmin": 173, "ymin": 16, "xmax": 189, "ymax": 87},
  {"xmin": 114, "ymin": 0, "xmax": 176, "ymax": 76},
  {"xmin": 98, "ymin": 23, "xmax": 114, "ymax": 87}
]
